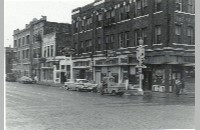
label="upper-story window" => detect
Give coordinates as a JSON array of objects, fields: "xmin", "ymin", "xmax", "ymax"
[
  {"xmin": 50, "ymin": 45, "xmax": 54, "ymax": 57},
  {"xmin": 175, "ymin": 0, "xmax": 182, "ymax": 11},
  {"xmin": 134, "ymin": 29, "xmax": 140, "ymax": 45},
  {"xmin": 81, "ymin": 19, "xmax": 85, "ymax": 31},
  {"xmin": 18, "ymin": 38, "xmax": 21, "ymax": 47},
  {"xmin": 124, "ymin": 32, "xmax": 130, "ymax": 47},
  {"xmin": 119, "ymin": 6, "xmax": 125, "ymax": 21},
  {"xmin": 106, "ymin": 9, "xmax": 115, "ymax": 23},
  {"xmin": 74, "ymin": 21, "xmax": 79, "ymax": 33},
  {"xmin": 97, "ymin": 13, "xmax": 103, "ymax": 27},
  {"xmin": 85, "ymin": 40, "xmax": 92, "ymax": 52},
  {"xmin": 26, "ymin": 35, "xmax": 30, "ymax": 44},
  {"xmin": 14, "ymin": 40, "xmax": 17, "ymax": 48},
  {"xmin": 97, "ymin": 38, "xmax": 102, "ymax": 51},
  {"xmin": 135, "ymin": 0, "xmax": 148, "ymax": 17},
  {"xmin": 155, "ymin": 25, "xmax": 162, "ymax": 44},
  {"xmin": 118, "ymin": 32, "xmax": 124, "ymax": 48},
  {"xmin": 26, "ymin": 49, "xmax": 29, "ymax": 59},
  {"xmin": 142, "ymin": 27, "xmax": 147, "ymax": 45},
  {"xmin": 155, "ymin": 0, "xmax": 162, "ymax": 12},
  {"xmin": 125, "ymin": 5, "xmax": 130, "ymax": 19},
  {"xmin": 22, "ymin": 37, "xmax": 25, "ymax": 46},
  {"xmin": 187, "ymin": 26, "xmax": 194, "ymax": 45},
  {"xmin": 188, "ymin": 0, "xmax": 195, "ymax": 14},
  {"xmin": 86, "ymin": 17, "xmax": 92, "ymax": 30},
  {"xmin": 110, "ymin": 35, "xmax": 115, "ymax": 49},
  {"xmin": 44, "ymin": 47, "xmax": 46, "ymax": 57},
  {"xmin": 175, "ymin": 25, "xmax": 182, "ymax": 44}
]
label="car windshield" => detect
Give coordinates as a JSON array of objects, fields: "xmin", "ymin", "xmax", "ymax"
[{"xmin": 77, "ymin": 80, "xmax": 89, "ymax": 83}]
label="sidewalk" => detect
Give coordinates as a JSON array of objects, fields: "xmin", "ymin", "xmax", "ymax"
[
  {"xmin": 37, "ymin": 81, "xmax": 63, "ymax": 87},
  {"xmin": 125, "ymin": 89, "xmax": 195, "ymax": 98}
]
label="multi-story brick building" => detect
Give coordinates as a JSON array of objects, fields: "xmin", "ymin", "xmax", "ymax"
[
  {"xmin": 71, "ymin": 0, "xmax": 195, "ymax": 92},
  {"xmin": 5, "ymin": 46, "xmax": 15, "ymax": 74},
  {"xmin": 41, "ymin": 31, "xmax": 72, "ymax": 84},
  {"xmin": 12, "ymin": 16, "xmax": 72, "ymax": 81}
]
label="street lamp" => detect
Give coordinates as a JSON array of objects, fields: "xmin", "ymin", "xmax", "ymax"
[{"xmin": 136, "ymin": 38, "xmax": 146, "ymax": 95}]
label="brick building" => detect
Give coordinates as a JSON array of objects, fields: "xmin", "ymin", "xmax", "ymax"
[
  {"xmin": 5, "ymin": 46, "xmax": 15, "ymax": 74},
  {"xmin": 71, "ymin": 0, "xmax": 195, "ymax": 92},
  {"xmin": 12, "ymin": 16, "xmax": 72, "ymax": 80}
]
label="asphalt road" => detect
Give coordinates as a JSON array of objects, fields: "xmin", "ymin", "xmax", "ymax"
[{"xmin": 6, "ymin": 82, "xmax": 195, "ymax": 130}]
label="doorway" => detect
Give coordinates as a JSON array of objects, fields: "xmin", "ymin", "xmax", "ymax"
[
  {"xmin": 60, "ymin": 72, "xmax": 66, "ymax": 83},
  {"xmin": 143, "ymin": 69, "xmax": 152, "ymax": 91}
]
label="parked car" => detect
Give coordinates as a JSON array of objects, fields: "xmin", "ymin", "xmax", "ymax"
[
  {"xmin": 17, "ymin": 76, "xmax": 35, "ymax": 84},
  {"xmin": 99, "ymin": 77, "xmax": 126, "ymax": 96},
  {"xmin": 6, "ymin": 73, "xmax": 16, "ymax": 82},
  {"xmin": 64, "ymin": 79, "xmax": 98, "ymax": 92}
]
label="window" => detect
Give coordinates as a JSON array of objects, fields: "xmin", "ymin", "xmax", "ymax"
[
  {"xmin": 110, "ymin": 35, "xmax": 115, "ymax": 49},
  {"xmin": 44, "ymin": 47, "xmax": 46, "ymax": 57},
  {"xmin": 14, "ymin": 40, "xmax": 17, "ymax": 48},
  {"xmin": 97, "ymin": 38, "xmax": 102, "ymax": 51},
  {"xmin": 125, "ymin": 32, "xmax": 130, "ymax": 47},
  {"xmin": 22, "ymin": 50, "xmax": 25, "ymax": 59},
  {"xmin": 119, "ymin": 6, "xmax": 125, "ymax": 21},
  {"xmin": 56, "ymin": 72, "xmax": 60, "ymax": 78},
  {"xmin": 47, "ymin": 46, "xmax": 50, "ymax": 57},
  {"xmin": 134, "ymin": 29, "xmax": 140, "ymax": 45},
  {"xmin": 86, "ymin": 18, "xmax": 92, "ymax": 30},
  {"xmin": 188, "ymin": 0, "xmax": 195, "ymax": 14},
  {"xmin": 56, "ymin": 65, "xmax": 59, "ymax": 70},
  {"xmin": 37, "ymin": 48, "xmax": 41, "ymax": 58},
  {"xmin": 175, "ymin": 0, "xmax": 182, "ymax": 11},
  {"xmin": 22, "ymin": 37, "xmax": 25, "ymax": 46},
  {"xmin": 119, "ymin": 33, "xmax": 124, "ymax": 48},
  {"xmin": 125, "ymin": 5, "xmax": 130, "ymax": 19},
  {"xmin": 18, "ymin": 38, "xmax": 21, "ymax": 47},
  {"xmin": 86, "ymin": 40, "xmax": 92, "ymax": 52},
  {"xmin": 155, "ymin": 25, "xmax": 162, "ymax": 44},
  {"xmin": 155, "ymin": 0, "xmax": 162, "ymax": 12},
  {"xmin": 142, "ymin": 28, "xmax": 147, "ymax": 45},
  {"xmin": 136, "ymin": 0, "xmax": 142, "ymax": 16},
  {"xmin": 175, "ymin": 25, "xmax": 181, "ymax": 44},
  {"xmin": 187, "ymin": 27, "xmax": 194, "ymax": 45},
  {"xmin": 74, "ymin": 21, "xmax": 79, "ymax": 33},
  {"xmin": 61, "ymin": 65, "xmax": 65, "ymax": 70},
  {"xmin": 26, "ymin": 35, "xmax": 30, "ymax": 44},
  {"xmin": 81, "ymin": 19, "xmax": 85, "ymax": 31},
  {"xmin": 97, "ymin": 13, "xmax": 103, "ymax": 27},
  {"xmin": 26, "ymin": 49, "xmax": 29, "ymax": 59},
  {"xmin": 18, "ymin": 51, "xmax": 20, "ymax": 59},
  {"xmin": 51, "ymin": 45, "xmax": 54, "ymax": 57},
  {"xmin": 33, "ymin": 49, "xmax": 37, "ymax": 58}
]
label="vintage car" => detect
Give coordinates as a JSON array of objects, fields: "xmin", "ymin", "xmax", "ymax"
[
  {"xmin": 17, "ymin": 76, "xmax": 35, "ymax": 84},
  {"xmin": 99, "ymin": 77, "xmax": 126, "ymax": 96},
  {"xmin": 6, "ymin": 73, "xmax": 16, "ymax": 82},
  {"xmin": 64, "ymin": 79, "xmax": 98, "ymax": 92}
]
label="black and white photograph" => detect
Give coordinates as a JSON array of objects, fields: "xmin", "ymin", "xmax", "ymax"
[{"xmin": 4, "ymin": 0, "xmax": 195, "ymax": 129}]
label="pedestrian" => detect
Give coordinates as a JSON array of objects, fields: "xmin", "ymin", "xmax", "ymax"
[
  {"xmin": 175, "ymin": 79, "xmax": 181, "ymax": 96},
  {"xmin": 34, "ymin": 75, "xmax": 38, "ymax": 83},
  {"xmin": 180, "ymin": 79, "xmax": 185, "ymax": 94}
]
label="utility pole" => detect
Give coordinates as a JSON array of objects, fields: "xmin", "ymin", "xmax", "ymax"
[{"xmin": 136, "ymin": 38, "xmax": 146, "ymax": 95}]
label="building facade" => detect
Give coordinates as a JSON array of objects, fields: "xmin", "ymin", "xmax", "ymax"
[
  {"xmin": 5, "ymin": 46, "xmax": 15, "ymax": 74},
  {"xmin": 41, "ymin": 31, "xmax": 72, "ymax": 84},
  {"xmin": 71, "ymin": 0, "xmax": 195, "ymax": 92},
  {"xmin": 12, "ymin": 16, "xmax": 72, "ymax": 81}
]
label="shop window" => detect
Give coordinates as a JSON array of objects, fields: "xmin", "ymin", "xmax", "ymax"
[
  {"xmin": 187, "ymin": 26, "xmax": 194, "ymax": 45},
  {"xmin": 155, "ymin": 0, "xmax": 162, "ymax": 12},
  {"xmin": 188, "ymin": 0, "xmax": 195, "ymax": 14},
  {"xmin": 175, "ymin": 25, "xmax": 181, "ymax": 44},
  {"xmin": 111, "ymin": 73, "xmax": 119, "ymax": 83},
  {"xmin": 175, "ymin": 0, "xmax": 182, "ymax": 11},
  {"xmin": 155, "ymin": 25, "xmax": 162, "ymax": 44}
]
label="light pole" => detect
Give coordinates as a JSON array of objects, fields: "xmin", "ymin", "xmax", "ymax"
[{"xmin": 136, "ymin": 38, "xmax": 146, "ymax": 95}]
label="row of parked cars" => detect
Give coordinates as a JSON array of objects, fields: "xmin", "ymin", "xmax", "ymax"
[
  {"xmin": 64, "ymin": 77, "xmax": 127, "ymax": 96},
  {"xmin": 6, "ymin": 73, "xmax": 35, "ymax": 84}
]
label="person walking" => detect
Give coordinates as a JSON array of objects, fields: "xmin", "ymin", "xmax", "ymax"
[
  {"xmin": 180, "ymin": 79, "xmax": 185, "ymax": 94},
  {"xmin": 175, "ymin": 79, "xmax": 181, "ymax": 97}
]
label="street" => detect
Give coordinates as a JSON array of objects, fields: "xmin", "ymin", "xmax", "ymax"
[{"xmin": 6, "ymin": 82, "xmax": 195, "ymax": 130}]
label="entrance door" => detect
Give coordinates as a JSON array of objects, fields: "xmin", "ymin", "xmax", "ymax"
[
  {"xmin": 143, "ymin": 69, "xmax": 152, "ymax": 91},
  {"xmin": 61, "ymin": 72, "xmax": 66, "ymax": 83},
  {"xmin": 95, "ymin": 72, "xmax": 101, "ymax": 84}
]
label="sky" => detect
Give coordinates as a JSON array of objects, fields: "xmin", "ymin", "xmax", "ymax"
[{"xmin": 4, "ymin": 0, "xmax": 94, "ymax": 47}]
